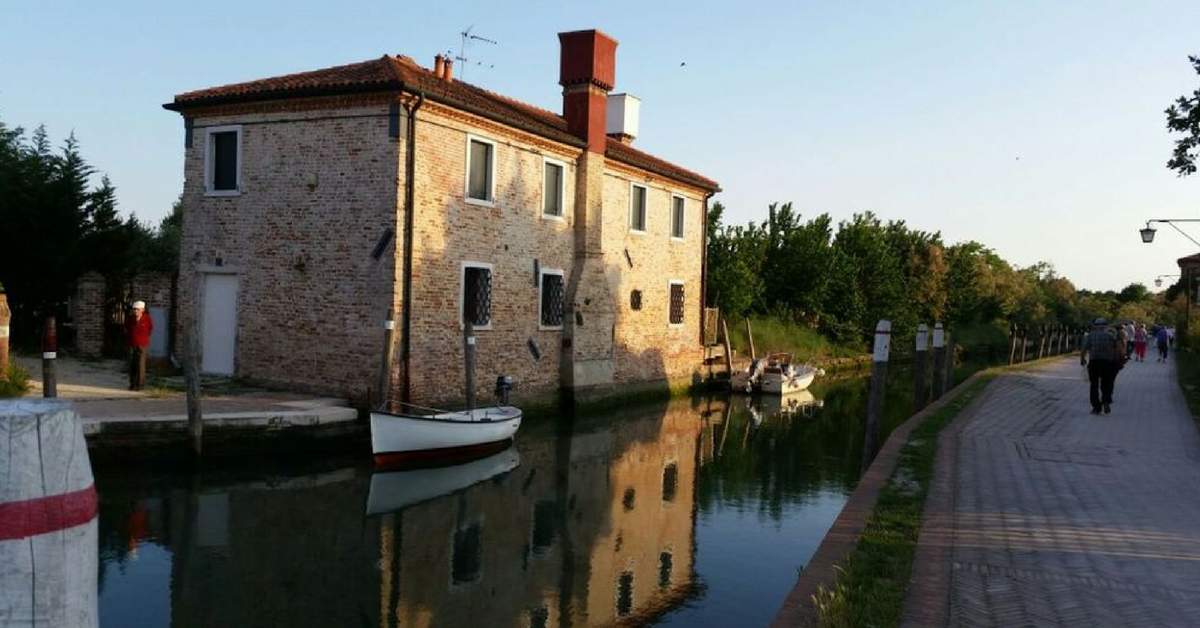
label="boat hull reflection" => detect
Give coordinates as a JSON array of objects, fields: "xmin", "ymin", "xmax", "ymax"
[{"xmin": 366, "ymin": 448, "xmax": 521, "ymax": 515}]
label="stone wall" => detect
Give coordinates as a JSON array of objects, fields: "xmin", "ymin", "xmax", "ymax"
[
  {"xmin": 178, "ymin": 96, "xmax": 402, "ymax": 399},
  {"xmin": 174, "ymin": 94, "xmax": 706, "ymax": 404}
]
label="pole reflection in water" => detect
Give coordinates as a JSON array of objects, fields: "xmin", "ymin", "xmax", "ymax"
[{"xmin": 94, "ymin": 365, "xmax": 960, "ymax": 627}]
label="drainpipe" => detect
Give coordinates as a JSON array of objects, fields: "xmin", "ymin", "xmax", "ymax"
[
  {"xmin": 700, "ymin": 191, "xmax": 715, "ymax": 346},
  {"xmin": 400, "ymin": 91, "xmax": 424, "ymax": 405}
]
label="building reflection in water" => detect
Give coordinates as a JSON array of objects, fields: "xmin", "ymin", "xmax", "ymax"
[
  {"xmin": 378, "ymin": 400, "xmax": 707, "ymax": 628},
  {"xmin": 96, "ymin": 397, "xmax": 723, "ymax": 628}
]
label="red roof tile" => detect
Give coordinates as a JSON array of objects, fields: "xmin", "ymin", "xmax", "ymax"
[{"xmin": 166, "ymin": 55, "xmax": 719, "ymax": 192}]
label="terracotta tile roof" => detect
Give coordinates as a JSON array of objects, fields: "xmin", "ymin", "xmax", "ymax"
[
  {"xmin": 1177, "ymin": 252, "xmax": 1200, "ymax": 267},
  {"xmin": 605, "ymin": 139, "xmax": 719, "ymax": 192},
  {"xmin": 166, "ymin": 55, "xmax": 719, "ymax": 192}
]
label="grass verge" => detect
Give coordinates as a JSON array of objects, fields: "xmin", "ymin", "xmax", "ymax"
[
  {"xmin": 1175, "ymin": 349, "xmax": 1200, "ymax": 422},
  {"xmin": 726, "ymin": 315, "xmax": 863, "ymax": 361},
  {"xmin": 813, "ymin": 374, "xmax": 995, "ymax": 628}
]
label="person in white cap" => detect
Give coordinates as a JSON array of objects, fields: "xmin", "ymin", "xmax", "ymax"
[{"xmin": 125, "ymin": 300, "xmax": 153, "ymax": 390}]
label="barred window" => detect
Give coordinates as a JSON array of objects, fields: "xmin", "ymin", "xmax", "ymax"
[
  {"xmin": 540, "ymin": 271, "xmax": 564, "ymax": 328},
  {"xmin": 462, "ymin": 264, "xmax": 492, "ymax": 327},
  {"xmin": 669, "ymin": 282, "xmax": 685, "ymax": 326},
  {"xmin": 659, "ymin": 552, "xmax": 673, "ymax": 589}
]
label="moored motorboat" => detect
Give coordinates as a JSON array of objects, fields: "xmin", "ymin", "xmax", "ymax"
[
  {"xmin": 732, "ymin": 352, "xmax": 823, "ymax": 395},
  {"xmin": 370, "ymin": 405, "xmax": 522, "ymax": 467},
  {"xmin": 365, "ymin": 447, "xmax": 521, "ymax": 515}
]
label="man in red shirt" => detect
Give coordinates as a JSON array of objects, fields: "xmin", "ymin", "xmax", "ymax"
[{"xmin": 126, "ymin": 300, "xmax": 153, "ymax": 390}]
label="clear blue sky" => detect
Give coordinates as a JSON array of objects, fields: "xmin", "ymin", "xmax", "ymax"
[{"xmin": 4, "ymin": 0, "xmax": 1200, "ymax": 291}]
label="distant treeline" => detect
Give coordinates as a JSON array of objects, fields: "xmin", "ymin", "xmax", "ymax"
[
  {"xmin": 0, "ymin": 118, "xmax": 180, "ymax": 342},
  {"xmin": 705, "ymin": 202, "xmax": 1187, "ymax": 347}
]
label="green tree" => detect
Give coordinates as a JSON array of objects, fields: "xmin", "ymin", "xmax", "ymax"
[{"xmin": 1166, "ymin": 55, "xmax": 1200, "ymax": 176}]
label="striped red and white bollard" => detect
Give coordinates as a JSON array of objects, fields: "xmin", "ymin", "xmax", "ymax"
[{"xmin": 0, "ymin": 399, "xmax": 98, "ymax": 627}]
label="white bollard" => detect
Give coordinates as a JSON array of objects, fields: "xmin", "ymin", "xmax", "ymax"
[
  {"xmin": 862, "ymin": 320, "xmax": 891, "ymax": 470},
  {"xmin": 915, "ymin": 323, "xmax": 929, "ymax": 410},
  {"xmin": 0, "ymin": 399, "xmax": 98, "ymax": 628},
  {"xmin": 931, "ymin": 322, "xmax": 946, "ymax": 399}
]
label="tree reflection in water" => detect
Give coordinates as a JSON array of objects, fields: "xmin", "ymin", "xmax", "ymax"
[{"xmin": 94, "ymin": 366, "xmax": 940, "ymax": 627}]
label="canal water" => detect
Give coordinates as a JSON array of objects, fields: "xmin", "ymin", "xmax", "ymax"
[{"xmin": 93, "ymin": 365, "xmax": 966, "ymax": 627}]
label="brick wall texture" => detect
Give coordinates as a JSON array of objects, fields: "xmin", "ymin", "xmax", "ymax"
[{"xmin": 178, "ymin": 94, "xmax": 707, "ymax": 405}]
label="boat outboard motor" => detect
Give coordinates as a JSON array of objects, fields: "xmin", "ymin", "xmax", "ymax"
[{"xmin": 494, "ymin": 375, "xmax": 515, "ymax": 405}]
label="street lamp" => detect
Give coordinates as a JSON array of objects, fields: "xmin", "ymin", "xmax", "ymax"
[
  {"xmin": 1155, "ymin": 274, "xmax": 1180, "ymax": 288},
  {"xmin": 1139, "ymin": 219, "xmax": 1200, "ymax": 247}
]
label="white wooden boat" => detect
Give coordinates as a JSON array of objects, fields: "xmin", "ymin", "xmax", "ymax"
[
  {"xmin": 365, "ymin": 448, "xmax": 521, "ymax": 515},
  {"xmin": 370, "ymin": 405, "xmax": 522, "ymax": 467},
  {"xmin": 732, "ymin": 353, "xmax": 823, "ymax": 395}
]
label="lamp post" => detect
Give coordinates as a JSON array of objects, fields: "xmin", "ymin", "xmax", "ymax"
[
  {"xmin": 1139, "ymin": 219, "xmax": 1200, "ymax": 341},
  {"xmin": 1138, "ymin": 219, "xmax": 1200, "ymax": 247}
]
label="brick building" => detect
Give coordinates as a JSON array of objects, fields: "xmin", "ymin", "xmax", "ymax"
[{"xmin": 163, "ymin": 29, "xmax": 720, "ymax": 406}]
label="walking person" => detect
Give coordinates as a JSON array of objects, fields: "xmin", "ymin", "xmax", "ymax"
[
  {"xmin": 126, "ymin": 300, "xmax": 153, "ymax": 391},
  {"xmin": 1134, "ymin": 324, "xmax": 1148, "ymax": 362},
  {"xmin": 1080, "ymin": 317, "xmax": 1119, "ymax": 414},
  {"xmin": 1156, "ymin": 325, "xmax": 1171, "ymax": 362}
]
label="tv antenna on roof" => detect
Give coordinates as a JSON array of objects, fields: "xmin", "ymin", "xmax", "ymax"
[{"xmin": 453, "ymin": 25, "xmax": 497, "ymax": 80}]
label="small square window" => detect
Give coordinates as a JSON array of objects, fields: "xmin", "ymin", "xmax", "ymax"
[
  {"xmin": 669, "ymin": 283, "xmax": 685, "ymax": 326},
  {"xmin": 467, "ymin": 137, "xmax": 494, "ymax": 203},
  {"xmin": 540, "ymin": 271, "xmax": 564, "ymax": 328},
  {"xmin": 630, "ymin": 184, "xmax": 647, "ymax": 232},
  {"xmin": 543, "ymin": 160, "xmax": 564, "ymax": 217},
  {"xmin": 671, "ymin": 195, "xmax": 685, "ymax": 240},
  {"xmin": 462, "ymin": 264, "xmax": 492, "ymax": 327}
]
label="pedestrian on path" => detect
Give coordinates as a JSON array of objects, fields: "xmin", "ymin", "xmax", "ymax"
[
  {"xmin": 1156, "ymin": 325, "xmax": 1171, "ymax": 362},
  {"xmin": 1081, "ymin": 317, "xmax": 1119, "ymax": 414},
  {"xmin": 125, "ymin": 300, "xmax": 153, "ymax": 391},
  {"xmin": 1134, "ymin": 324, "xmax": 1148, "ymax": 361}
]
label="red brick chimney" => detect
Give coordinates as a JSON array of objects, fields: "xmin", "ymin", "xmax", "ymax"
[
  {"xmin": 559, "ymin": 30, "xmax": 618, "ymax": 152},
  {"xmin": 434, "ymin": 54, "xmax": 445, "ymax": 79}
]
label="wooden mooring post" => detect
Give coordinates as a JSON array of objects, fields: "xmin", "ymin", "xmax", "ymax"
[
  {"xmin": 379, "ymin": 310, "xmax": 396, "ymax": 411},
  {"xmin": 42, "ymin": 316, "xmax": 56, "ymax": 398},
  {"xmin": 943, "ymin": 330, "xmax": 955, "ymax": 392},
  {"xmin": 184, "ymin": 323, "xmax": 203, "ymax": 459},
  {"xmin": 0, "ymin": 292, "xmax": 9, "ymax": 375},
  {"xmin": 464, "ymin": 319, "xmax": 476, "ymax": 410},
  {"xmin": 720, "ymin": 317, "xmax": 734, "ymax": 377},
  {"xmin": 744, "ymin": 317, "xmax": 756, "ymax": 361},
  {"xmin": 931, "ymin": 322, "xmax": 946, "ymax": 400},
  {"xmin": 861, "ymin": 319, "xmax": 891, "ymax": 471},
  {"xmin": 914, "ymin": 323, "xmax": 929, "ymax": 412}
]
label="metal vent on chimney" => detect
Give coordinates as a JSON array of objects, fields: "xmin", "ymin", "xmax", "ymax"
[{"xmin": 606, "ymin": 94, "xmax": 641, "ymax": 144}]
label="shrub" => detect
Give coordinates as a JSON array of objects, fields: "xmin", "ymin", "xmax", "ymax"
[{"xmin": 0, "ymin": 363, "xmax": 31, "ymax": 398}]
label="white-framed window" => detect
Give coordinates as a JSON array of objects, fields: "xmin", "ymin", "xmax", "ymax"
[
  {"xmin": 668, "ymin": 280, "xmax": 685, "ymax": 327},
  {"xmin": 542, "ymin": 157, "xmax": 566, "ymax": 219},
  {"xmin": 460, "ymin": 261, "xmax": 494, "ymax": 329},
  {"xmin": 538, "ymin": 268, "xmax": 565, "ymax": 330},
  {"xmin": 204, "ymin": 125, "xmax": 242, "ymax": 196},
  {"xmin": 670, "ymin": 194, "xmax": 686, "ymax": 241},
  {"xmin": 465, "ymin": 134, "xmax": 496, "ymax": 205},
  {"xmin": 629, "ymin": 183, "xmax": 648, "ymax": 233}
]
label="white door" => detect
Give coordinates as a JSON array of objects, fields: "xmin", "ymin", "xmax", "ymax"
[{"xmin": 201, "ymin": 274, "xmax": 238, "ymax": 375}]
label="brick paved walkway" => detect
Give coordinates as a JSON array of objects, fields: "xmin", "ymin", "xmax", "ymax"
[{"xmin": 903, "ymin": 355, "xmax": 1200, "ymax": 628}]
